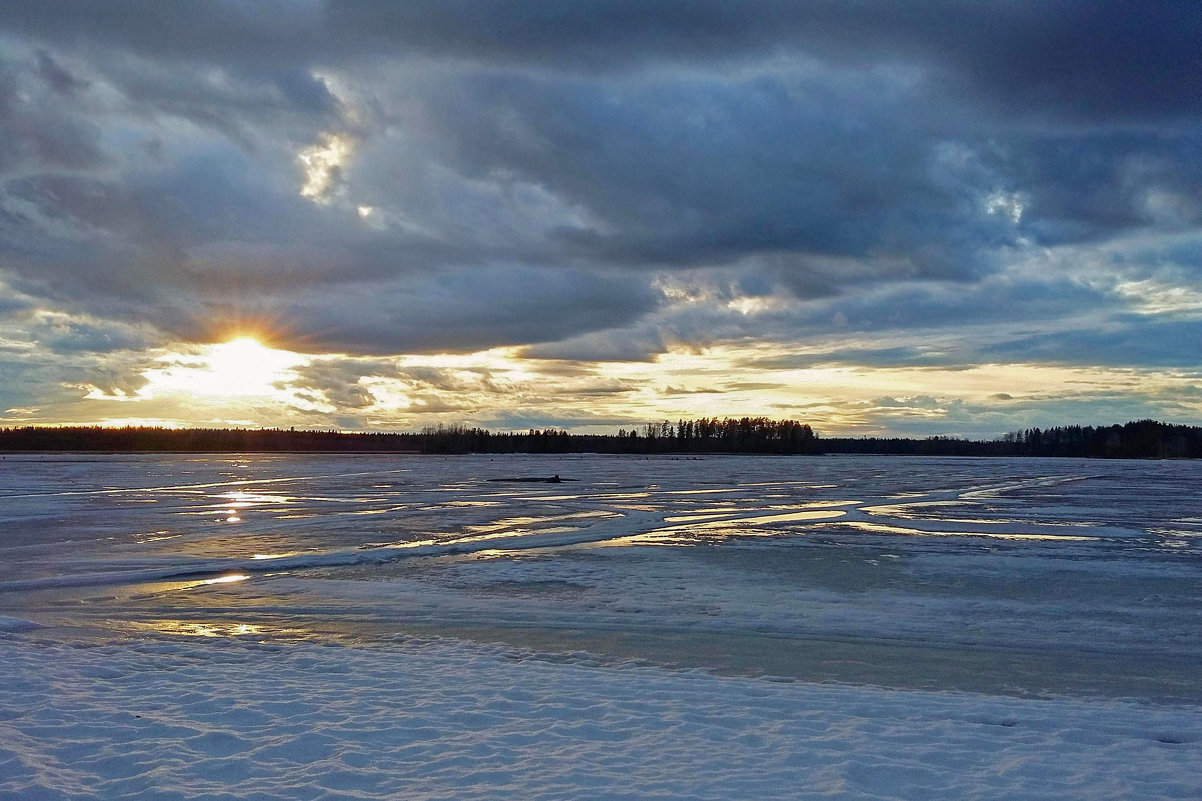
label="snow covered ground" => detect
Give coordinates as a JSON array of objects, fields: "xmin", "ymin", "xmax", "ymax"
[
  {"xmin": 3, "ymin": 634, "xmax": 1200, "ymax": 801},
  {"xmin": 1, "ymin": 453, "xmax": 1200, "ymax": 798}
]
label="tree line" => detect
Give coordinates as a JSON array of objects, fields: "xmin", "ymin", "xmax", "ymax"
[
  {"xmin": 822, "ymin": 420, "xmax": 1202, "ymax": 459},
  {"xmin": 0, "ymin": 417, "xmax": 817, "ymax": 455},
  {"xmin": 419, "ymin": 417, "xmax": 818, "ymax": 454},
  {"xmin": 0, "ymin": 418, "xmax": 1198, "ymax": 458}
]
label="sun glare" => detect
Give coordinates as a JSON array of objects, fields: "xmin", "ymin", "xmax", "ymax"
[
  {"xmin": 205, "ymin": 337, "xmax": 296, "ymax": 395},
  {"xmin": 140, "ymin": 337, "xmax": 307, "ymax": 400}
]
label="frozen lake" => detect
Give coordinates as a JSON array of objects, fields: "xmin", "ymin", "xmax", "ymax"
[{"xmin": 2, "ymin": 453, "xmax": 1200, "ymax": 799}]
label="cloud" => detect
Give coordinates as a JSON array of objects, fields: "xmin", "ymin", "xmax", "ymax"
[
  {"xmin": 981, "ymin": 319, "xmax": 1202, "ymax": 369},
  {"xmin": 0, "ymin": 3, "xmax": 1200, "ymax": 433},
  {"xmin": 6, "ymin": 2, "xmax": 1198, "ymax": 117},
  {"xmin": 264, "ymin": 266, "xmax": 664, "ymax": 355}
]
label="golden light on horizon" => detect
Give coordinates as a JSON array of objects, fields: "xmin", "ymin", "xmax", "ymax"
[{"xmin": 64, "ymin": 333, "xmax": 1202, "ymax": 436}]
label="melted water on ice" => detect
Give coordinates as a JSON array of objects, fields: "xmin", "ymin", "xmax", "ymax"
[{"xmin": 1, "ymin": 453, "xmax": 1199, "ymax": 699}]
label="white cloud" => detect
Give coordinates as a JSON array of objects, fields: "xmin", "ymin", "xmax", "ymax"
[{"xmin": 298, "ymin": 133, "xmax": 355, "ymax": 203}]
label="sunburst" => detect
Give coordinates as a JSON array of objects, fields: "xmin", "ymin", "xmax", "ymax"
[{"xmin": 141, "ymin": 336, "xmax": 307, "ymax": 400}]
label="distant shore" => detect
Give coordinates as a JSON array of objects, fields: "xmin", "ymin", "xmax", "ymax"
[{"xmin": 1, "ymin": 418, "xmax": 1199, "ymax": 459}]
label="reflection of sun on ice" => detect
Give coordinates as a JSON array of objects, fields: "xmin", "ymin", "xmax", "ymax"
[{"xmin": 140, "ymin": 336, "xmax": 307, "ymax": 400}]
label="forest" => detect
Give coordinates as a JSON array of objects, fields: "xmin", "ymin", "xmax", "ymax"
[
  {"xmin": 0, "ymin": 418, "xmax": 1199, "ymax": 459},
  {"xmin": 0, "ymin": 417, "xmax": 818, "ymax": 455}
]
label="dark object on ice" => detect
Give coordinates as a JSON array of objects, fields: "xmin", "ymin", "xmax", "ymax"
[{"xmin": 487, "ymin": 474, "xmax": 577, "ymax": 483}]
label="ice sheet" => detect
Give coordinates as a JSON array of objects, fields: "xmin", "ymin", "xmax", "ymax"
[{"xmin": 2, "ymin": 453, "xmax": 1201, "ymax": 797}]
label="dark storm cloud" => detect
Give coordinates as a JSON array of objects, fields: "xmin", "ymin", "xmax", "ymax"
[
  {"xmin": 5, "ymin": 1, "xmax": 1198, "ymax": 120},
  {"xmin": 34, "ymin": 50, "xmax": 89, "ymax": 97},
  {"xmin": 981, "ymin": 319, "xmax": 1202, "ymax": 369},
  {"xmin": 995, "ymin": 134, "xmax": 1202, "ymax": 246},
  {"xmin": 0, "ymin": 0, "xmax": 1199, "ymax": 373},
  {"xmin": 244, "ymin": 266, "xmax": 663, "ymax": 355},
  {"xmin": 405, "ymin": 66, "xmax": 1015, "ymax": 277},
  {"xmin": 649, "ymin": 271, "xmax": 1116, "ymax": 354},
  {"xmin": 798, "ymin": 276, "xmax": 1112, "ymax": 334},
  {"xmin": 521, "ymin": 326, "xmax": 670, "ymax": 363},
  {"xmin": 0, "ymin": 284, "xmax": 34, "ymax": 315},
  {"xmin": 0, "ymin": 58, "xmax": 105, "ymax": 172},
  {"xmin": 28, "ymin": 314, "xmax": 152, "ymax": 354}
]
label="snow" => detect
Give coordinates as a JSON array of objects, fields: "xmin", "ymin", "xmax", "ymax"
[{"xmin": 1, "ymin": 634, "xmax": 1199, "ymax": 801}]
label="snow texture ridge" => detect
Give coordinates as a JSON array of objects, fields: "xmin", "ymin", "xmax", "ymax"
[{"xmin": 1, "ymin": 634, "xmax": 1199, "ymax": 801}]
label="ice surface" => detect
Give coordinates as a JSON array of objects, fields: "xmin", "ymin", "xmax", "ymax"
[
  {"xmin": 0, "ymin": 616, "xmax": 39, "ymax": 632},
  {"xmin": 2, "ymin": 453, "xmax": 1201, "ymax": 798}
]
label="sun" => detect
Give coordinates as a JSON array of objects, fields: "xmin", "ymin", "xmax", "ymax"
[
  {"xmin": 140, "ymin": 336, "xmax": 307, "ymax": 400},
  {"xmin": 203, "ymin": 337, "xmax": 299, "ymax": 396}
]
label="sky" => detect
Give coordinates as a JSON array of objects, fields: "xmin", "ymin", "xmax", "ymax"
[{"xmin": 1, "ymin": 1, "xmax": 1200, "ymax": 437}]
